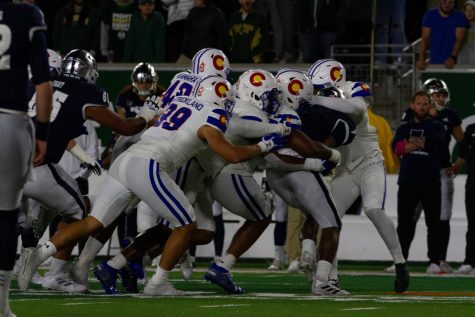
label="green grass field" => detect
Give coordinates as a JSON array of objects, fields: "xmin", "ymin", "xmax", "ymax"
[{"xmin": 9, "ymin": 261, "xmax": 475, "ymax": 317}]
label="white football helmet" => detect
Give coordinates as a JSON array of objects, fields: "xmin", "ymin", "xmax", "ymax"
[
  {"xmin": 191, "ymin": 48, "xmax": 231, "ymax": 79},
  {"xmin": 237, "ymin": 69, "xmax": 280, "ymax": 114},
  {"xmin": 307, "ymin": 59, "xmax": 346, "ymax": 89},
  {"xmin": 192, "ymin": 75, "xmax": 232, "ymax": 108},
  {"xmin": 275, "ymin": 69, "xmax": 313, "ymax": 110},
  {"xmin": 47, "ymin": 49, "xmax": 61, "ymax": 77}
]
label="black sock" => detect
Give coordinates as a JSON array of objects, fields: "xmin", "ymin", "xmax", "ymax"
[
  {"xmin": 274, "ymin": 221, "xmax": 287, "ymax": 246},
  {"xmin": 213, "ymin": 214, "xmax": 225, "ymax": 257}
]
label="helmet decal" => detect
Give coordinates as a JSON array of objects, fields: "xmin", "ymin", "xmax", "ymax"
[
  {"xmin": 330, "ymin": 67, "xmax": 342, "ymax": 82},
  {"xmin": 213, "ymin": 55, "xmax": 225, "ymax": 70},
  {"xmin": 250, "ymin": 72, "xmax": 266, "ymax": 87},
  {"xmin": 288, "ymin": 79, "xmax": 304, "ymax": 95},
  {"xmin": 214, "ymin": 81, "xmax": 228, "ymax": 98}
]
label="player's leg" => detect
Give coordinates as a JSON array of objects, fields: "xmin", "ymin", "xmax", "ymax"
[
  {"xmin": 420, "ymin": 184, "xmax": 443, "ymax": 273},
  {"xmin": 439, "ymin": 170, "xmax": 454, "ymax": 273},
  {"xmin": 268, "ymin": 193, "xmax": 288, "ymax": 270},
  {"xmin": 212, "ymin": 201, "xmax": 225, "ymax": 260},
  {"xmin": 0, "ymin": 114, "xmax": 33, "ymax": 316},
  {"xmin": 360, "ymin": 162, "xmax": 409, "ymax": 292},
  {"xmin": 396, "ymin": 184, "xmax": 422, "ymax": 262},
  {"xmin": 205, "ymin": 172, "xmax": 271, "ymax": 294}
]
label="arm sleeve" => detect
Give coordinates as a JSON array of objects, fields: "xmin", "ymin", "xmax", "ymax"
[{"xmin": 227, "ymin": 115, "xmax": 282, "ymax": 137}]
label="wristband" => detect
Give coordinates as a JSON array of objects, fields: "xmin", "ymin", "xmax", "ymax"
[
  {"xmin": 303, "ymin": 158, "xmax": 323, "ymax": 172},
  {"xmin": 35, "ymin": 120, "xmax": 49, "ymax": 141}
]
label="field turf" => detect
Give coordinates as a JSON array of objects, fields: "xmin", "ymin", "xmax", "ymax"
[{"xmin": 9, "ymin": 261, "xmax": 475, "ymax": 317}]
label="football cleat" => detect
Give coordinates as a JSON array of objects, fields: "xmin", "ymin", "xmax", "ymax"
[
  {"xmin": 17, "ymin": 247, "xmax": 42, "ymax": 291},
  {"xmin": 456, "ymin": 264, "xmax": 474, "ymax": 274},
  {"xmin": 426, "ymin": 263, "xmax": 442, "ymax": 274},
  {"xmin": 93, "ymin": 262, "xmax": 120, "ymax": 294},
  {"xmin": 328, "ymin": 275, "xmax": 340, "ymax": 288},
  {"xmin": 394, "ymin": 263, "xmax": 410, "ymax": 293},
  {"xmin": 299, "ymin": 251, "xmax": 316, "ymax": 281},
  {"xmin": 119, "ymin": 262, "xmax": 144, "ymax": 293},
  {"xmin": 179, "ymin": 250, "xmax": 194, "ymax": 281},
  {"xmin": 267, "ymin": 259, "xmax": 283, "ymax": 271},
  {"xmin": 204, "ymin": 262, "xmax": 245, "ymax": 294},
  {"xmin": 68, "ymin": 258, "xmax": 89, "ymax": 286},
  {"xmin": 439, "ymin": 261, "xmax": 453, "ymax": 274},
  {"xmin": 384, "ymin": 264, "xmax": 396, "ymax": 273},
  {"xmin": 0, "ymin": 308, "xmax": 17, "ymax": 317},
  {"xmin": 312, "ymin": 280, "xmax": 350, "ymax": 296},
  {"xmin": 42, "ymin": 272, "xmax": 88, "ymax": 293},
  {"xmin": 31, "ymin": 272, "xmax": 44, "ymax": 286},
  {"xmin": 287, "ymin": 260, "xmax": 300, "ymax": 273},
  {"xmin": 143, "ymin": 280, "xmax": 184, "ymax": 296}
]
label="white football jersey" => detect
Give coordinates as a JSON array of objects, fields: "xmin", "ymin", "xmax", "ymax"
[
  {"xmin": 128, "ymin": 95, "xmax": 228, "ymax": 172},
  {"xmin": 337, "ymin": 81, "xmax": 383, "ymax": 172},
  {"xmin": 159, "ymin": 71, "xmax": 204, "ymax": 109},
  {"xmin": 220, "ymin": 100, "xmax": 269, "ymax": 175}
]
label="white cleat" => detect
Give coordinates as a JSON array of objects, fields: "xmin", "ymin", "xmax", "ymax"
[
  {"xmin": 42, "ymin": 272, "xmax": 88, "ymax": 293},
  {"xmin": 143, "ymin": 280, "xmax": 184, "ymax": 296},
  {"xmin": 17, "ymin": 247, "xmax": 42, "ymax": 291},
  {"xmin": 384, "ymin": 264, "xmax": 396, "ymax": 273},
  {"xmin": 299, "ymin": 251, "xmax": 316, "ymax": 281},
  {"xmin": 31, "ymin": 272, "xmax": 44, "ymax": 286},
  {"xmin": 267, "ymin": 259, "xmax": 283, "ymax": 271},
  {"xmin": 455, "ymin": 264, "xmax": 474, "ymax": 275},
  {"xmin": 287, "ymin": 260, "xmax": 300, "ymax": 273},
  {"xmin": 426, "ymin": 263, "xmax": 442, "ymax": 274},
  {"xmin": 68, "ymin": 260, "xmax": 89, "ymax": 286},
  {"xmin": 312, "ymin": 280, "xmax": 350, "ymax": 296},
  {"xmin": 439, "ymin": 261, "xmax": 453, "ymax": 274},
  {"xmin": 0, "ymin": 308, "xmax": 17, "ymax": 317},
  {"xmin": 179, "ymin": 251, "xmax": 194, "ymax": 281}
]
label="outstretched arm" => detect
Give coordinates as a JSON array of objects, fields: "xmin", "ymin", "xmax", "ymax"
[{"xmin": 287, "ymin": 130, "xmax": 340, "ymax": 163}]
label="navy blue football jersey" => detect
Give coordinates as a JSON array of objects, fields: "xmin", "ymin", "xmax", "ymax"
[
  {"xmin": 115, "ymin": 88, "xmax": 144, "ymax": 118},
  {"xmin": 401, "ymin": 107, "xmax": 462, "ymax": 167},
  {"xmin": 299, "ymin": 104, "xmax": 356, "ymax": 147},
  {"xmin": 0, "ymin": 3, "xmax": 49, "ymax": 112},
  {"xmin": 44, "ymin": 75, "xmax": 109, "ymax": 164}
]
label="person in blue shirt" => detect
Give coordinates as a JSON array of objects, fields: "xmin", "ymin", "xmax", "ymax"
[{"xmin": 417, "ymin": 0, "xmax": 470, "ymax": 70}]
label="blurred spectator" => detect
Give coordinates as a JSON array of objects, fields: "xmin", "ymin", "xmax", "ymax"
[
  {"xmin": 254, "ymin": 0, "xmax": 296, "ymax": 63},
  {"xmin": 36, "ymin": 1, "xmax": 69, "ymax": 46},
  {"xmin": 417, "ymin": 0, "xmax": 469, "ymax": 70},
  {"xmin": 123, "ymin": 0, "xmax": 166, "ymax": 62},
  {"xmin": 210, "ymin": 0, "xmax": 240, "ymax": 18},
  {"xmin": 295, "ymin": 0, "xmax": 347, "ymax": 63},
  {"xmin": 455, "ymin": 123, "xmax": 475, "ymax": 274},
  {"xmin": 392, "ymin": 91, "xmax": 446, "ymax": 273},
  {"xmin": 459, "ymin": 0, "xmax": 475, "ymax": 64},
  {"xmin": 178, "ymin": 0, "xmax": 227, "ymax": 63},
  {"xmin": 228, "ymin": 0, "xmax": 269, "ymax": 63},
  {"xmin": 98, "ymin": 0, "xmax": 137, "ymax": 62},
  {"xmin": 368, "ymin": 108, "xmax": 398, "ymax": 173},
  {"xmin": 375, "ymin": 0, "xmax": 406, "ymax": 64},
  {"xmin": 161, "ymin": 0, "xmax": 193, "ymax": 62},
  {"xmin": 52, "ymin": 0, "xmax": 101, "ymax": 56}
]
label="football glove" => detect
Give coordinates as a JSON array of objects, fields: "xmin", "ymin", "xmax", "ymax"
[
  {"xmin": 139, "ymin": 95, "xmax": 161, "ymax": 122},
  {"xmin": 257, "ymin": 134, "xmax": 288, "ymax": 153}
]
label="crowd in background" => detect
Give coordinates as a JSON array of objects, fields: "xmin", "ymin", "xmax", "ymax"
[{"xmin": 16, "ymin": 0, "xmax": 475, "ymax": 66}]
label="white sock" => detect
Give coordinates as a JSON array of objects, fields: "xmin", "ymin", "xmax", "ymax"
[
  {"xmin": 77, "ymin": 237, "xmax": 104, "ymax": 270},
  {"xmin": 151, "ymin": 266, "xmax": 169, "ymax": 284},
  {"xmin": 274, "ymin": 245, "xmax": 285, "ymax": 262},
  {"xmin": 301, "ymin": 239, "xmax": 316, "ymax": 256},
  {"xmin": 0, "ymin": 270, "xmax": 13, "ymax": 313},
  {"xmin": 107, "ymin": 253, "xmax": 127, "ymax": 270},
  {"xmin": 315, "ymin": 260, "xmax": 332, "ymax": 283},
  {"xmin": 216, "ymin": 254, "xmax": 236, "ymax": 271},
  {"xmin": 365, "ymin": 209, "xmax": 405, "ymax": 264},
  {"xmin": 39, "ymin": 241, "xmax": 57, "ymax": 262},
  {"xmin": 48, "ymin": 257, "xmax": 66, "ymax": 275}
]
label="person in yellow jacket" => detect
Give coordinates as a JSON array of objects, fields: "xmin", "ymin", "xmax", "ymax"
[{"xmin": 368, "ymin": 108, "xmax": 398, "ymax": 173}]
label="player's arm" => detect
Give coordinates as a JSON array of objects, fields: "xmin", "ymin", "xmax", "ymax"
[
  {"xmin": 287, "ymin": 130, "xmax": 340, "ymax": 163},
  {"xmin": 197, "ymin": 125, "xmax": 282, "ymax": 163},
  {"xmin": 311, "ymin": 95, "xmax": 366, "ymax": 119},
  {"xmin": 227, "ymin": 115, "xmax": 291, "ymax": 137},
  {"xmin": 417, "ymin": 27, "xmax": 430, "ymax": 70},
  {"xmin": 85, "ymin": 106, "xmax": 147, "ymax": 135},
  {"xmin": 66, "ymin": 139, "xmax": 102, "ymax": 175},
  {"xmin": 264, "ymin": 153, "xmax": 325, "ymax": 172},
  {"xmin": 29, "ymin": 20, "xmax": 52, "ymax": 165}
]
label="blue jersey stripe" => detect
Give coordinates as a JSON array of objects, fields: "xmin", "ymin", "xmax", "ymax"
[
  {"xmin": 231, "ymin": 174, "xmax": 260, "ymax": 221},
  {"xmin": 241, "ymin": 115, "xmax": 263, "ymax": 122},
  {"xmin": 206, "ymin": 117, "xmax": 226, "ymax": 132}
]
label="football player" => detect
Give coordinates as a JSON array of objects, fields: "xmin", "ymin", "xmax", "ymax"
[
  {"xmin": 0, "ymin": 2, "xmax": 52, "ymax": 316},
  {"xmin": 18, "ymin": 75, "xmax": 288, "ymax": 295},
  {"xmin": 308, "ymin": 59, "xmax": 409, "ymax": 293}
]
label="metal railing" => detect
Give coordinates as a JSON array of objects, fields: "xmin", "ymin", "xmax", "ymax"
[{"xmin": 330, "ymin": 40, "xmax": 422, "ymax": 128}]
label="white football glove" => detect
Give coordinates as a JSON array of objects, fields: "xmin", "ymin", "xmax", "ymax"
[{"xmin": 139, "ymin": 95, "xmax": 161, "ymax": 122}]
